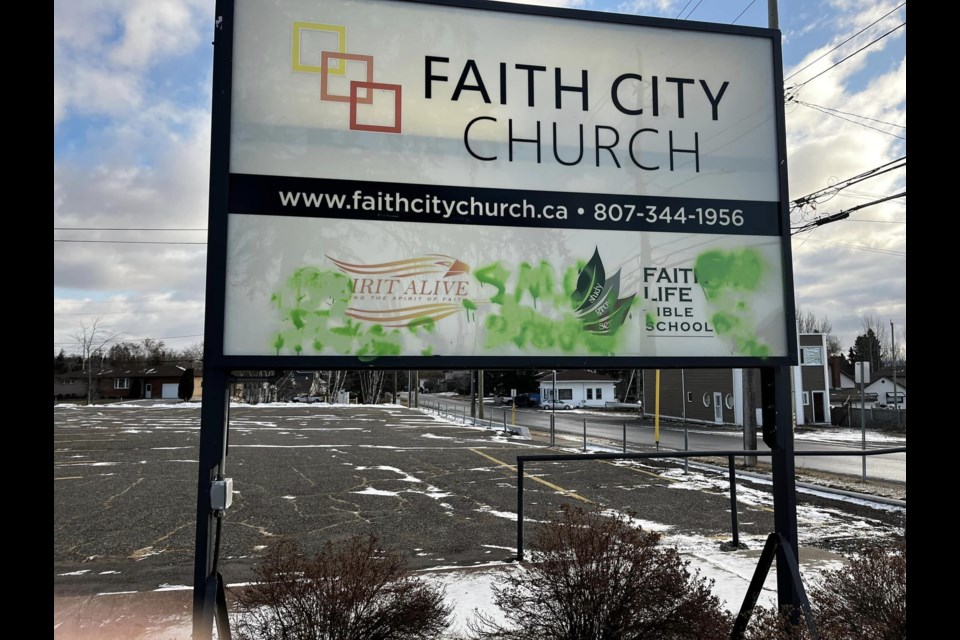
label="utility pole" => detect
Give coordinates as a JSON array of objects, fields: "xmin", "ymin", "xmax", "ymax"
[
  {"xmin": 891, "ymin": 320, "xmax": 900, "ymax": 427},
  {"xmin": 478, "ymin": 369, "xmax": 484, "ymax": 419},
  {"xmin": 744, "ymin": 369, "xmax": 758, "ymax": 467},
  {"xmin": 469, "ymin": 370, "xmax": 476, "ymax": 418}
]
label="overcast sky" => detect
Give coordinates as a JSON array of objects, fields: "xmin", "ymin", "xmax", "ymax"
[{"xmin": 53, "ymin": 0, "xmax": 906, "ymax": 359}]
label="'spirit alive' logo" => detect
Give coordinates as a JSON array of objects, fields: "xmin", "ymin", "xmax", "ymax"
[
  {"xmin": 330, "ymin": 254, "xmax": 472, "ymax": 326},
  {"xmin": 292, "ymin": 21, "xmax": 402, "ymax": 134}
]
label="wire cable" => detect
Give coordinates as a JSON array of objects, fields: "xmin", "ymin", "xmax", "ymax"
[
  {"xmin": 787, "ymin": 22, "xmax": 905, "ymax": 96},
  {"xmin": 732, "ymin": 0, "xmax": 758, "ymax": 24},
  {"xmin": 784, "ymin": 2, "xmax": 906, "ymax": 82},
  {"xmin": 792, "ymin": 237, "xmax": 905, "ymax": 256},
  {"xmin": 794, "ymin": 101, "xmax": 905, "ymax": 140},
  {"xmin": 55, "ymin": 240, "xmax": 207, "ymax": 245},
  {"xmin": 681, "ymin": 0, "xmax": 707, "ymax": 20},
  {"xmin": 791, "ymin": 100, "xmax": 904, "ymax": 130},
  {"xmin": 53, "ymin": 227, "xmax": 207, "ymax": 231},
  {"xmin": 675, "ymin": 0, "xmax": 695, "ymax": 20}
]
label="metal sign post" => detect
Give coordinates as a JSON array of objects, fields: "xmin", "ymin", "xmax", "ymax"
[
  {"xmin": 761, "ymin": 366, "xmax": 802, "ymax": 609},
  {"xmin": 192, "ymin": 0, "xmax": 800, "ymax": 635}
]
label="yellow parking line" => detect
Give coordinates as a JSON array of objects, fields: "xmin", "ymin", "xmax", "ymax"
[
  {"xmin": 55, "ymin": 476, "xmax": 84, "ymax": 481},
  {"xmin": 469, "ymin": 448, "xmax": 593, "ymax": 504}
]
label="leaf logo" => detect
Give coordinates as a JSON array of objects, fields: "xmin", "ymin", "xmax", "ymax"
[{"xmin": 571, "ymin": 248, "xmax": 635, "ymax": 335}]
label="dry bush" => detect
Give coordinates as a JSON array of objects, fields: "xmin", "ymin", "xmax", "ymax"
[
  {"xmin": 470, "ymin": 505, "xmax": 731, "ymax": 640},
  {"xmin": 742, "ymin": 538, "xmax": 906, "ymax": 640},
  {"xmin": 232, "ymin": 535, "xmax": 451, "ymax": 640}
]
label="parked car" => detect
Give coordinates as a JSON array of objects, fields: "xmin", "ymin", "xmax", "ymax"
[
  {"xmin": 541, "ymin": 400, "xmax": 572, "ymax": 410},
  {"xmin": 513, "ymin": 392, "xmax": 541, "ymax": 408},
  {"xmin": 291, "ymin": 394, "xmax": 323, "ymax": 403}
]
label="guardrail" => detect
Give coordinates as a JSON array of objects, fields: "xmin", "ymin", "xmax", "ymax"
[{"xmin": 514, "ymin": 447, "xmax": 906, "ymax": 640}]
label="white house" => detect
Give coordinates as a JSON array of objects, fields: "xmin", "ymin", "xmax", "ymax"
[
  {"xmin": 536, "ymin": 370, "xmax": 619, "ymax": 409},
  {"xmin": 864, "ymin": 370, "xmax": 907, "ymax": 409}
]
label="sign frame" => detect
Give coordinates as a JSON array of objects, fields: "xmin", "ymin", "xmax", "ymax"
[{"xmin": 202, "ymin": 0, "xmax": 798, "ymax": 371}]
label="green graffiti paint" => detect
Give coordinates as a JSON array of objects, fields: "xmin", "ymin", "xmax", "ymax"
[
  {"xmin": 271, "ymin": 267, "xmax": 406, "ymax": 359},
  {"xmin": 695, "ymin": 249, "xmax": 770, "ymax": 357},
  {"xmin": 694, "ymin": 249, "xmax": 763, "ymax": 301},
  {"xmin": 474, "ymin": 262, "xmax": 510, "ymax": 305},
  {"xmin": 473, "ymin": 255, "xmax": 635, "ymax": 355},
  {"xmin": 710, "ymin": 312, "xmax": 741, "ymax": 334},
  {"xmin": 463, "ymin": 299, "xmax": 477, "ymax": 322},
  {"xmin": 407, "ymin": 316, "xmax": 437, "ymax": 334},
  {"xmin": 515, "ymin": 261, "xmax": 556, "ymax": 308}
]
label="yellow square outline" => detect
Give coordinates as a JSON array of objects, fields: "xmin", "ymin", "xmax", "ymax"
[{"xmin": 292, "ymin": 22, "xmax": 346, "ymax": 74}]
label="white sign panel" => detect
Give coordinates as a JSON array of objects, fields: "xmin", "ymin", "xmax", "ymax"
[{"xmin": 220, "ymin": 0, "xmax": 791, "ymax": 362}]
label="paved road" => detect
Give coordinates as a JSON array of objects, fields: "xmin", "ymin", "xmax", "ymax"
[
  {"xmin": 420, "ymin": 394, "xmax": 907, "ymax": 483},
  {"xmin": 54, "ymin": 403, "xmax": 905, "ymax": 600}
]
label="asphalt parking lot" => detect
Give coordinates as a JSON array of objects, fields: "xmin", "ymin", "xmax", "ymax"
[{"xmin": 54, "ymin": 402, "xmax": 905, "ymax": 604}]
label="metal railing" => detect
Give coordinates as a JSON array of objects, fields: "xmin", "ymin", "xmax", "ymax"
[
  {"xmin": 514, "ymin": 447, "xmax": 905, "ymax": 640},
  {"xmin": 514, "ymin": 447, "xmax": 906, "ymax": 562}
]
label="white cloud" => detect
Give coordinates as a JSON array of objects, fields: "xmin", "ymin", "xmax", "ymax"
[
  {"xmin": 53, "ymin": 0, "xmax": 905, "ymax": 359},
  {"xmin": 499, "ymin": 0, "xmax": 590, "ymax": 8},
  {"xmin": 777, "ymin": 0, "xmax": 906, "ymax": 352},
  {"xmin": 54, "ymin": 0, "xmax": 211, "ymax": 126},
  {"xmin": 616, "ymin": 0, "xmax": 675, "ymax": 15},
  {"xmin": 109, "ymin": 0, "xmax": 205, "ymax": 68}
]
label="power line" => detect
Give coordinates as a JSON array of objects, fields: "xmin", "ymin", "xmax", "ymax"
[
  {"xmin": 55, "ymin": 239, "xmax": 208, "ymax": 245},
  {"xmin": 55, "ymin": 308, "xmax": 202, "ymax": 317},
  {"xmin": 792, "ymin": 237, "xmax": 905, "ymax": 256},
  {"xmin": 53, "ymin": 333, "xmax": 205, "ymax": 346},
  {"xmin": 794, "ymin": 101, "xmax": 905, "ymax": 140},
  {"xmin": 791, "ymin": 157, "xmax": 905, "ymax": 210},
  {"xmin": 791, "ymin": 100, "xmax": 905, "ymax": 130},
  {"xmin": 732, "ymin": 0, "xmax": 758, "ymax": 24},
  {"xmin": 681, "ymin": 0, "xmax": 707, "ymax": 20},
  {"xmin": 674, "ymin": 0, "xmax": 695, "ymax": 19},
  {"xmin": 786, "ymin": 22, "xmax": 905, "ymax": 97},
  {"xmin": 784, "ymin": 2, "xmax": 906, "ymax": 82},
  {"xmin": 53, "ymin": 227, "xmax": 207, "ymax": 231},
  {"xmin": 791, "ymin": 191, "xmax": 906, "ymax": 234},
  {"xmin": 54, "ymin": 296, "xmax": 205, "ymax": 306}
]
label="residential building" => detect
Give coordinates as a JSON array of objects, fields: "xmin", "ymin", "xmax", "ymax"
[
  {"xmin": 639, "ymin": 333, "xmax": 832, "ymax": 427},
  {"xmin": 864, "ymin": 368, "xmax": 906, "ymax": 409},
  {"xmin": 97, "ymin": 365, "xmax": 199, "ymax": 401},
  {"xmin": 536, "ymin": 370, "xmax": 619, "ymax": 409}
]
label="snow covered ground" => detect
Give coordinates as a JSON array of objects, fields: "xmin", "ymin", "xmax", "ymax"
[{"xmin": 55, "ymin": 401, "xmax": 904, "ymax": 638}]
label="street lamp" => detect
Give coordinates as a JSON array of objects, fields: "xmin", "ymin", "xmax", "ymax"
[{"xmin": 552, "ymin": 370, "xmax": 557, "ymax": 415}]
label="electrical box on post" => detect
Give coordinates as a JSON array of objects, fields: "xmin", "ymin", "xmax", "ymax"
[{"xmin": 210, "ymin": 478, "xmax": 233, "ymax": 511}]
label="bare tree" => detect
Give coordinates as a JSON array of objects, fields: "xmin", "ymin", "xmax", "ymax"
[
  {"xmin": 328, "ymin": 371, "xmax": 348, "ymax": 402},
  {"xmin": 180, "ymin": 341, "xmax": 204, "ymax": 365},
  {"xmin": 826, "ymin": 335, "xmax": 843, "ymax": 358},
  {"xmin": 893, "ymin": 324, "xmax": 906, "ymax": 365},
  {"xmin": 795, "ymin": 307, "xmax": 841, "ymax": 356},
  {"xmin": 73, "ymin": 318, "xmax": 121, "ymax": 405},
  {"xmin": 860, "ymin": 313, "xmax": 890, "ymax": 367},
  {"xmin": 359, "ymin": 370, "xmax": 386, "ymax": 404},
  {"xmin": 795, "ymin": 308, "xmax": 832, "ymax": 334}
]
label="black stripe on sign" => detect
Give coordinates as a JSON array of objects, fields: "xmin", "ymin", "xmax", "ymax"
[{"xmin": 228, "ymin": 173, "xmax": 782, "ymax": 237}]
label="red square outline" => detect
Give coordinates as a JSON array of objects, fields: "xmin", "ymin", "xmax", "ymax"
[
  {"xmin": 349, "ymin": 81, "xmax": 402, "ymax": 134},
  {"xmin": 321, "ymin": 52, "xmax": 375, "ymax": 103}
]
